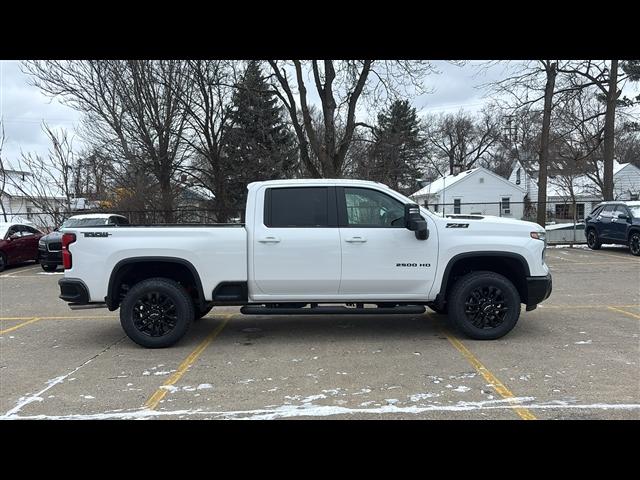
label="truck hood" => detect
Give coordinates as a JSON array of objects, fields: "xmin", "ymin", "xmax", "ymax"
[
  {"xmin": 41, "ymin": 231, "xmax": 63, "ymax": 242},
  {"xmin": 435, "ymin": 213, "xmax": 545, "ymax": 233}
]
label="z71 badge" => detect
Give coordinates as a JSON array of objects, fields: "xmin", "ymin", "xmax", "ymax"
[
  {"xmin": 83, "ymin": 232, "xmax": 112, "ymax": 237},
  {"xmin": 446, "ymin": 223, "xmax": 469, "ymax": 228}
]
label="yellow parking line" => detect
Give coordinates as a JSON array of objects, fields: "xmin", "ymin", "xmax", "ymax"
[
  {"xmin": 442, "ymin": 331, "xmax": 536, "ymax": 420},
  {"xmin": 144, "ymin": 316, "xmax": 231, "ymax": 410},
  {"xmin": 0, "ymin": 318, "xmax": 42, "ymax": 335},
  {"xmin": 0, "ymin": 315, "xmax": 115, "ymax": 321},
  {"xmin": 538, "ymin": 304, "xmax": 640, "ymax": 310},
  {"xmin": 608, "ymin": 306, "xmax": 640, "ymax": 320}
]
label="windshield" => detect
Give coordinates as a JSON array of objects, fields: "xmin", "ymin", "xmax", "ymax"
[
  {"xmin": 61, "ymin": 218, "xmax": 108, "ymax": 228},
  {"xmin": 629, "ymin": 205, "xmax": 640, "ymax": 218}
]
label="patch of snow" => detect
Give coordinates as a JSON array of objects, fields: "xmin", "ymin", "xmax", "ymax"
[
  {"xmin": 159, "ymin": 385, "xmax": 178, "ymax": 393},
  {"xmin": 453, "ymin": 386, "xmax": 471, "ymax": 393},
  {"xmin": 197, "ymin": 384, "xmax": 213, "ymax": 390},
  {"xmin": 409, "ymin": 393, "xmax": 437, "ymax": 402},
  {"xmin": 82, "ymin": 395, "xmax": 95, "ymax": 400},
  {"xmin": 575, "ymin": 340, "xmax": 592, "ymax": 345},
  {"xmin": 153, "ymin": 370, "xmax": 175, "ymax": 376},
  {"xmin": 142, "ymin": 371, "xmax": 151, "ymax": 376}
]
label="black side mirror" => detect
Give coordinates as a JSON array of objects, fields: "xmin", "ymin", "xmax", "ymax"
[
  {"xmin": 404, "ymin": 203, "xmax": 429, "ymax": 240},
  {"xmin": 618, "ymin": 213, "xmax": 629, "ymax": 220}
]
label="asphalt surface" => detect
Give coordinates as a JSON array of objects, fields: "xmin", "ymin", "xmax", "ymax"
[{"xmin": 1, "ymin": 245, "xmax": 638, "ymax": 420}]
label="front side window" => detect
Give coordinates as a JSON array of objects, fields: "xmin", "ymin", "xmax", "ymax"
[
  {"xmin": 612, "ymin": 205, "xmax": 629, "ymax": 218},
  {"xmin": 344, "ymin": 187, "xmax": 405, "ymax": 227},
  {"xmin": 266, "ymin": 187, "xmax": 329, "ymax": 227}
]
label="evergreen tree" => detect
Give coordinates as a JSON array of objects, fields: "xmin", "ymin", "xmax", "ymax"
[
  {"xmin": 223, "ymin": 61, "xmax": 298, "ymax": 218},
  {"xmin": 368, "ymin": 100, "xmax": 425, "ymax": 195}
]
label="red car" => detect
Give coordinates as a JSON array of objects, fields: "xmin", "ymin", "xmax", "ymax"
[{"xmin": 0, "ymin": 222, "xmax": 44, "ymax": 272}]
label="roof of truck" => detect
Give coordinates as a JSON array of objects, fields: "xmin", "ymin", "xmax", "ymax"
[{"xmin": 250, "ymin": 179, "xmax": 390, "ymax": 188}]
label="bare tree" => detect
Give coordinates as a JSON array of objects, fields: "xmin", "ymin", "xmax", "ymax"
[
  {"xmin": 23, "ymin": 60, "xmax": 191, "ymax": 222},
  {"xmin": 175, "ymin": 60, "xmax": 238, "ymax": 222},
  {"xmin": 425, "ymin": 108, "xmax": 501, "ymax": 176},
  {"xmin": 6, "ymin": 124, "xmax": 76, "ymax": 229},
  {"xmin": 267, "ymin": 60, "xmax": 435, "ymax": 178},
  {"xmin": 482, "ymin": 60, "xmax": 584, "ymax": 226},
  {"xmin": 557, "ymin": 60, "xmax": 639, "ymax": 200}
]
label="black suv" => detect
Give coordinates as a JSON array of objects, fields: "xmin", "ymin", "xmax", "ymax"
[{"xmin": 585, "ymin": 201, "xmax": 640, "ymax": 256}]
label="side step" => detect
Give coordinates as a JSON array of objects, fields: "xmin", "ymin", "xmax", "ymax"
[
  {"xmin": 69, "ymin": 302, "xmax": 108, "ymax": 310},
  {"xmin": 240, "ymin": 305, "xmax": 426, "ymax": 315}
]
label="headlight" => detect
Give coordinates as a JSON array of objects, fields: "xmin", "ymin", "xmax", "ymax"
[
  {"xmin": 39, "ymin": 239, "xmax": 45, "ymax": 247},
  {"xmin": 530, "ymin": 231, "xmax": 546, "ymax": 241}
]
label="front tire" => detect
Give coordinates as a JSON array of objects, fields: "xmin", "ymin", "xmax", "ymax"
[
  {"xmin": 629, "ymin": 231, "xmax": 640, "ymax": 256},
  {"xmin": 0, "ymin": 253, "xmax": 6, "ymax": 273},
  {"xmin": 448, "ymin": 271, "xmax": 521, "ymax": 340},
  {"xmin": 120, "ymin": 278, "xmax": 194, "ymax": 348},
  {"xmin": 586, "ymin": 228, "xmax": 601, "ymax": 250}
]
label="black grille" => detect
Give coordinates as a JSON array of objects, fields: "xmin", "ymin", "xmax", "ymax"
[{"xmin": 48, "ymin": 242, "xmax": 62, "ymax": 252}]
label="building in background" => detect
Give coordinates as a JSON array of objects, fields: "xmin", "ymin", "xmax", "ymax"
[
  {"xmin": 410, "ymin": 167, "xmax": 526, "ymax": 218},
  {"xmin": 508, "ymin": 160, "xmax": 640, "ymax": 223}
]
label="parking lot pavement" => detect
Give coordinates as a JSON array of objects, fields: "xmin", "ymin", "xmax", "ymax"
[{"xmin": 1, "ymin": 247, "xmax": 638, "ymax": 420}]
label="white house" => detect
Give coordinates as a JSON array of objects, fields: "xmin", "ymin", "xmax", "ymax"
[
  {"xmin": 1, "ymin": 169, "xmax": 67, "ymax": 230},
  {"xmin": 410, "ymin": 167, "xmax": 527, "ymax": 218},
  {"xmin": 508, "ymin": 160, "xmax": 640, "ymax": 222}
]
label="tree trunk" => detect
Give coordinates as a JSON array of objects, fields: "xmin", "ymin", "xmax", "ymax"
[
  {"xmin": 159, "ymin": 174, "xmax": 174, "ymax": 223},
  {"xmin": 602, "ymin": 60, "xmax": 618, "ymax": 200},
  {"xmin": 536, "ymin": 62, "xmax": 557, "ymax": 228}
]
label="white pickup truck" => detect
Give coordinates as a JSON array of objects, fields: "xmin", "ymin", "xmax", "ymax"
[{"xmin": 58, "ymin": 179, "xmax": 552, "ymax": 348}]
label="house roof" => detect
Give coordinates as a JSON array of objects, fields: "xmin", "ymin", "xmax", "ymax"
[
  {"xmin": 411, "ymin": 169, "xmax": 478, "ymax": 197},
  {"xmin": 411, "ymin": 167, "xmax": 525, "ymax": 198}
]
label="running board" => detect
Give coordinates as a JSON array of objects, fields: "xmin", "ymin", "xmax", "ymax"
[
  {"xmin": 69, "ymin": 303, "xmax": 108, "ymax": 310},
  {"xmin": 240, "ymin": 305, "xmax": 426, "ymax": 315}
]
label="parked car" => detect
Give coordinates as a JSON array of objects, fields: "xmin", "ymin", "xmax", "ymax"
[
  {"xmin": 585, "ymin": 201, "xmax": 640, "ymax": 256},
  {"xmin": 0, "ymin": 222, "xmax": 44, "ymax": 272},
  {"xmin": 58, "ymin": 179, "xmax": 551, "ymax": 348},
  {"xmin": 39, "ymin": 214, "xmax": 130, "ymax": 272}
]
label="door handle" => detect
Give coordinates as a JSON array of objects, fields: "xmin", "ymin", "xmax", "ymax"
[
  {"xmin": 258, "ymin": 236, "xmax": 281, "ymax": 243},
  {"xmin": 345, "ymin": 236, "xmax": 367, "ymax": 243}
]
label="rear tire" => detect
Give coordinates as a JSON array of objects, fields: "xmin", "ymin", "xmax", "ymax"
[
  {"xmin": 586, "ymin": 228, "xmax": 601, "ymax": 250},
  {"xmin": 629, "ymin": 231, "xmax": 640, "ymax": 256},
  {"xmin": 41, "ymin": 263, "xmax": 57, "ymax": 272},
  {"xmin": 0, "ymin": 253, "xmax": 6, "ymax": 273},
  {"xmin": 120, "ymin": 277, "xmax": 194, "ymax": 348},
  {"xmin": 448, "ymin": 271, "xmax": 521, "ymax": 340}
]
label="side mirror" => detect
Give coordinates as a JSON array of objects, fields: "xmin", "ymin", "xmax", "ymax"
[
  {"xmin": 618, "ymin": 213, "xmax": 629, "ymax": 220},
  {"xmin": 404, "ymin": 203, "xmax": 429, "ymax": 240}
]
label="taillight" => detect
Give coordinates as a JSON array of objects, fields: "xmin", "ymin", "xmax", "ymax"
[{"xmin": 62, "ymin": 233, "xmax": 76, "ymax": 269}]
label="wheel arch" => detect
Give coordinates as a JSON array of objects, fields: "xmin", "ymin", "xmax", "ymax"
[
  {"xmin": 437, "ymin": 252, "xmax": 530, "ymax": 306},
  {"xmin": 106, "ymin": 257, "xmax": 205, "ymax": 310}
]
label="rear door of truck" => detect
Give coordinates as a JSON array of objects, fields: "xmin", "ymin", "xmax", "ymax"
[{"xmin": 252, "ymin": 185, "xmax": 341, "ymax": 297}]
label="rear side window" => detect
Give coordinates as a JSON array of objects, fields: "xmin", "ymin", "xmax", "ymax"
[{"xmin": 265, "ymin": 187, "xmax": 331, "ymax": 227}]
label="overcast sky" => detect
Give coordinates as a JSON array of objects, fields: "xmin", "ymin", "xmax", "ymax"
[{"xmin": 1, "ymin": 60, "xmax": 637, "ymax": 166}]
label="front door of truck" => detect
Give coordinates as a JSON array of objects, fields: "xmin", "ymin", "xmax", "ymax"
[
  {"xmin": 252, "ymin": 186, "xmax": 341, "ymax": 298},
  {"xmin": 337, "ymin": 187, "xmax": 437, "ymax": 299}
]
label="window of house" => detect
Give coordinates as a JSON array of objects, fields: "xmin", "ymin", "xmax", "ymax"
[
  {"xmin": 555, "ymin": 204, "xmax": 570, "ymax": 219},
  {"xmin": 516, "ymin": 168, "xmax": 521, "ymax": 185},
  {"xmin": 26, "ymin": 207, "xmax": 33, "ymax": 220},
  {"xmin": 265, "ymin": 187, "xmax": 330, "ymax": 228},
  {"xmin": 453, "ymin": 198, "xmax": 461, "ymax": 214},
  {"xmin": 575, "ymin": 203, "xmax": 585, "ymax": 220},
  {"xmin": 501, "ymin": 197, "xmax": 511, "ymax": 215}
]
